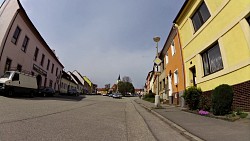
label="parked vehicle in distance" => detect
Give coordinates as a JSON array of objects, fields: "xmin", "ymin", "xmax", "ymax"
[
  {"xmin": 0, "ymin": 71, "xmax": 37, "ymax": 97},
  {"xmin": 68, "ymin": 88, "xmax": 79, "ymax": 96},
  {"xmin": 102, "ymin": 93, "xmax": 109, "ymax": 96},
  {"xmin": 38, "ymin": 87, "xmax": 55, "ymax": 97},
  {"xmin": 109, "ymin": 93, "xmax": 113, "ymax": 97},
  {"xmin": 113, "ymin": 93, "xmax": 122, "ymax": 99}
]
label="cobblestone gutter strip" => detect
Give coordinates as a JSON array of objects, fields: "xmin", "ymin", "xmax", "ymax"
[{"xmin": 135, "ymin": 100, "xmax": 204, "ymax": 141}]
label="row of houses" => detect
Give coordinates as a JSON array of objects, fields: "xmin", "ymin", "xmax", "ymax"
[
  {"xmin": 145, "ymin": 0, "xmax": 250, "ymax": 111},
  {"xmin": 0, "ymin": 0, "xmax": 97, "ymax": 94}
]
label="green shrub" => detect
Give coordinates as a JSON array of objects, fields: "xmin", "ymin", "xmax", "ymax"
[
  {"xmin": 212, "ymin": 84, "xmax": 234, "ymax": 115},
  {"xmin": 199, "ymin": 94, "xmax": 211, "ymax": 111},
  {"xmin": 143, "ymin": 97, "xmax": 155, "ymax": 103},
  {"xmin": 239, "ymin": 113, "xmax": 248, "ymax": 118},
  {"xmin": 235, "ymin": 107, "xmax": 243, "ymax": 115},
  {"xmin": 183, "ymin": 86, "xmax": 202, "ymax": 110},
  {"xmin": 144, "ymin": 91, "xmax": 155, "ymax": 99}
]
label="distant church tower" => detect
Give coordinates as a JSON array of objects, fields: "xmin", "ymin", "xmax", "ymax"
[
  {"xmin": 117, "ymin": 74, "xmax": 121, "ymax": 84},
  {"xmin": 116, "ymin": 74, "xmax": 121, "ymax": 93}
]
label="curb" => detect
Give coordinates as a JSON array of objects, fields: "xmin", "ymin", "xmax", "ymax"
[{"xmin": 135, "ymin": 100, "xmax": 204, "ymax": 141}]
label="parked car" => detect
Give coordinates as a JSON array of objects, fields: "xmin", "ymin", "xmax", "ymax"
[
  {"xmin": 68, "ymin": 89, "xmax": 79, "ymax": 96},
  {"xmin": 102, "ymin": 93, "xmax": 109, "ymax": 96},
  {"xmin": 38, "ymin": 87, "xmax": 55, "ymax": 97},
  {"xmin": 113, "ymin": 93, "xmax": 122, "ymax": 99},
  {"xmin": 109, "ymin": 93, "xmax": 113, "ymax": 97}
]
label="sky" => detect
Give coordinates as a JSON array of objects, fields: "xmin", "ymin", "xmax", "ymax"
[{"xmin": 1, "ymin": 0, "xmax": 185, "ymax": 88}]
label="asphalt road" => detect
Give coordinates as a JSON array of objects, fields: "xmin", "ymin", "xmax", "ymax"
[{"xmin": 0, "ymin": 95, "xmax": 188, "ymax": 141}]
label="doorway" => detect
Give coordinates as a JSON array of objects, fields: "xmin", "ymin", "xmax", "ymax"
[
  {"xmin": 36, "ymin": 75, "xmax": 42, "ymax": 89},
  {"xmin": 190, "ymin": 66, "xmax": 197, "ymax": 87}
]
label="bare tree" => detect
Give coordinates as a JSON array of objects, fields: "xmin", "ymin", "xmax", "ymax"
[
  {"xmin": 122, "ymin": 76, "xmax": 132, "ymax": 83},
  {"xmin": 105, "ymin": 84, "xmax": 110, "ymax": 89}
]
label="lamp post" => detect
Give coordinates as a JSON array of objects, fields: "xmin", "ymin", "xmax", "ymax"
[{"xmin": 153, "ymin": 36, "xmax": 161, "ymax": 107}]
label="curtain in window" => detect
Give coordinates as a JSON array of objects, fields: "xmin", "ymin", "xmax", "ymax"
[{"xmin": 208, "ymin": 44, "xmax": 223, "ymax": 73}]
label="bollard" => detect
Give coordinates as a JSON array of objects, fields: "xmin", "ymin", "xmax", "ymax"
[{"xmin": 155, "ymin": 95, "xmax": 160, "ymax": 107}]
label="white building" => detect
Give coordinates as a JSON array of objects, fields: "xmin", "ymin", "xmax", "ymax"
[
  {"xmin": 68, "ymin": 71, "xmax": 84, "ymax": 94},
  {"xmin": 0, "ymin": 0, "xmax": 64, "ymax": 90}
]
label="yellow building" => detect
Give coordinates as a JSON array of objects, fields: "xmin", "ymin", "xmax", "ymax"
[{"xmin": 174, "ymin": 0, "xmax": 250, "ymax": 111}]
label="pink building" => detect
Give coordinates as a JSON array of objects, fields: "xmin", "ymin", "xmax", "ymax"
[{"xmin": 0, "ymin": 0, "xmax": 64, "ymax": 90}]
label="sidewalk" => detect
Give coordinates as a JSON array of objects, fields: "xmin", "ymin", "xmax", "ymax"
[{"xmin": 134, "ymin": 98, "xmax": 250, "ymax": 141}]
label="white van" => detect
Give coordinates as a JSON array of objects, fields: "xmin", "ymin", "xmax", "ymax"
[{"xmin": 0, "ymin": 71, "xmax": 38, "ymax": 97}]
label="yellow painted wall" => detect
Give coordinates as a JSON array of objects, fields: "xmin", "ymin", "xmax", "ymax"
[{"xmin": 176, "ymin": 0, "xmax": 250, "ymax": 91}]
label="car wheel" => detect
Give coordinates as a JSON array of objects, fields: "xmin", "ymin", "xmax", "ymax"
[
  {"xmin": 43, "ymin": 93, "xmax": 46, "ymax": 97},
  {"xmin": 8, "ymin": 90, "xmax": 13, "ymax": 97},
  {"xmin": 29, "ymin": 91, "xmax": 34, "ymax": 98}
]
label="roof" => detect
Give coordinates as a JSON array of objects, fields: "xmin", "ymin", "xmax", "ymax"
[
  {"xmin": 83, "ymin": 76, "xmax": 92, "ymax": 87},
  {"xmin": 68, "ymin": 71, "xmax": 82, "ymax": 85},
  {"xmin": 173, "ymin": 0, "xmax": 190, "ymax": 23},
  {"xmin": 16, "ymin": 0, "xmax": 64, "ymax": 68},
  {"xmin": 61, "ymin": 71, "xmax": 76, "ymax": 84},
  {"xmin": 159, "ymin": 25, "xmax": 178, "ymax": 58}
]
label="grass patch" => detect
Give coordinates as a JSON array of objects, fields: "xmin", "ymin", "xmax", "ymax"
[
  {"xmin": 143, "ymin": 97, "xmax": 155, "ymax": 103},
  {"xmin": 239, "ymin": 113, "xmax": 248, "ymax": 118}
]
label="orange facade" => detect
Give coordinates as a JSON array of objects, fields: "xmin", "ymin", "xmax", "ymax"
[{"xmin": 163, "ymin": 26, "xmax": 185, "ymax": 105}]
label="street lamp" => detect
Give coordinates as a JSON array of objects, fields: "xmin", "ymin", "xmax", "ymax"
[{"xmin": 153, "ymin": 36, "xmax": 161, "ymax": 107}]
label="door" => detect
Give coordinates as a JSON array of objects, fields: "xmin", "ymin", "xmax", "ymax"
[{"xmin": 190, "ymin": 66, "xmax": 197, "ymax": 87}]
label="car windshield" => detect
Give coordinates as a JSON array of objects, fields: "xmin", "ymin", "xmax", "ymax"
[{"xmin": 1, "ymin": 72, "xmax": 12, "ymax": 79}]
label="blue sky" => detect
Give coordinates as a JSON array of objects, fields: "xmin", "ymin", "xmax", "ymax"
[{"xmin": 1, "ymin": 0, "xmax": 185, "ymax": 88}]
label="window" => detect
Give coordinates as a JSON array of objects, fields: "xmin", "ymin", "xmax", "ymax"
[
  {"xmin": 17, "ymin": 64, "xmax": 22, "ymax": 72},
  {"xmin": 191, "ymin": 2, "xmax": 211, "ymax": 32},
  {"xmin": 44, "ymin": 78, "xmax": 47, "ymax": 87},
  {"xmin": 12, "ymin": 73, "xmax": 19, "ymax": 81},
  {"xmin": 34, "ymin": 48, "xmax": 39, "ymax": 61},
  {"xmin": 160, "ymin": 81, "xmax": 162, "ymax": 91},
  {"xmin": 49, "ymin": 80, "xmax": 53, "ymax": 87},
  {"xmin": 163, "ymin": 78, "xmax": 165, "ymax": 89},
  {"xmin": 171, "ymin": 41, "xmax": 176, "ymax": 56},
  {"xmin": 247, "ymin": 16, "xmax": 250, "ymax": 25},
  {"xmin": 11, "ymin": 26, "xmax": 21, "ymax": 44},
  {"xmin": 4, "ymin": 58, "xmax": 12, "ymax": 72},
  {"xmin": 21, "ymin": 36, "xmax": 29, "ymax": 52},
  {"xmin": 40, "ymin": 54, "xmax": 45, "ymax": 66},
  {"xmin": 202, "ymin": 43, "xmax": 223, "ymax": 76},
  {"xmin": 54, "ymin": 82, "xmax": 56, "ymax": 90},
  {"xmin": 56, "ymin": 68, "xmax": 58, "ymax": 76},
  {"xmin": 51, "ymin": 63, "xmax": 54, "ymax": 73},
  {"xmin": 47, "ymin": 59, "xmax": 50, "ymax": 70},
  {"xmin": 174, "ymin": 69, "xmax": 178, "ymax": 84},
  {"xmin": 165, "ymin": 53, "xmax": 168, "ymax": 64}
]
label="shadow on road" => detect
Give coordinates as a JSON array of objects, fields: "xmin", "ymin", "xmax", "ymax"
[{"xmin": 1, "ymin": 94, "xmax": 86, "ymax": 102}]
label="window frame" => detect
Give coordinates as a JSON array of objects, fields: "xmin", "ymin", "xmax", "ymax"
[
  {"xmin": 174, "ymin": 69, "xmax": 179, "ymax": 85},
  {"xmin": 51, "ymin": 63, "xmax": 54, "ymax": 73},
  {"xmin": 21, "ymin": 36, "xmax": 29, "ymax": 52},
  {"xmin": 171, "ymin": 41, "xmax": 176, "ymax": 56},
  {"xmin": 56, "ymin": 68, "xmax": 58, "ymax": 76},
  {"xmin": 11, "ymin": 26, "xmax": 21, "ymax": 44},
  {"xmin": 165, "ymin": 52, "xmax": 169, "ymax": 64},
  {"xmin": 47, "ymin": 59, "xmax": 50, "ymax": 70},
  {"xmin": 17, "ymin": 64, "xmax": 22, "ymax": 72},
  {"xmin": 247, "ymin": 16, "xmax": 250, "ymax": 25},
  {"xmin": 191, "ymin": 2, "xmax": 211, "ymax": 32},
  {"xmin": 4, "ymin": 58, "xmax": 12, "ymax": 72},
  {"xmin": 34, "ymin": 47, "xmax": 39, "ymax": 61},
  {"xmin": 40, "ymin": 54, "xmax": 45, "ymax": 66},
  {"xmin": 202, "ymin": 42, "xmax": 223, "ymax": 76}
]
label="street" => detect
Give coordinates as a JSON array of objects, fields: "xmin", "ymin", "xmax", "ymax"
[{"xmin": 0, "ymin": 95, "xmax": 188, "ymax": 141}]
